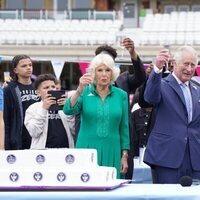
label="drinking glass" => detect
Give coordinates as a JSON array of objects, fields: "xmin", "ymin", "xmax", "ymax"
[
  {"xmin": 86, "ymin": 68, "xmax": 93, "ymax": 96},
  {"xmin": 118, "ymin": 36, "xmax": 126, "ymax": 60},
  {"xmin": 160, "ymin": 49, "xmax": 170, "ymax": 74},
  {"xmin": 164, "ymin": 60, "xmax": 170, "ymax": 73}
]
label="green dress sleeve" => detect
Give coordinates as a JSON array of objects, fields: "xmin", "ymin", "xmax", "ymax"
[
  {"xmin": 119, "ymin": 91, "xmax": 130, "ymax": 151},
  {"xmin": 63, "ymin": 93, "xmax": 83, "ymax": 115}
]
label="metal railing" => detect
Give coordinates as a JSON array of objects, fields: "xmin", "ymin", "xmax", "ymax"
[{"xmin": 0, "ymin": 9, "xmax": 122, "ymax": 20}]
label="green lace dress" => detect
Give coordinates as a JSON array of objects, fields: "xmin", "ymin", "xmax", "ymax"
[{"xmin": 63, "ymin": 84, "xmax": 130, "ymax": 178}]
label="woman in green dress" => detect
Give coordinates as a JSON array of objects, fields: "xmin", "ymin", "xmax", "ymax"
[{"xmin": 63, "ymin": 53, "xmax": 130, "ymax": 179}]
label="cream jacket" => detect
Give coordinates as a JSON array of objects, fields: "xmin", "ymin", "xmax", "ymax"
[{"xmin": 24, "ymin": 101, "xmax": 75, "ymax": 149}]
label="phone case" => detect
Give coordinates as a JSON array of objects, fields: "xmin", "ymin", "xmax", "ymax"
[{"xmin": 48, "ymin": 90, "xmax": 65, "ymax": 111}]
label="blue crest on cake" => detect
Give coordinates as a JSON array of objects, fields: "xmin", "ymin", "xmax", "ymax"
[
  {"xmin": 7, "ymin": 154, "xmax": 16, "ymax": 164},
  {"xmin": 81, "ymin": 173, "xmax": 90, "ymax": 182},
  {"xmin": 9, "ymin": 172, "xmax": 19, "ymax": 182},
  {"xmin": 65, "ymin": 154, "xmax": 75, "ymax": 164},
  {"xmin": 33, "ymin": 172, "xmax": 43, "ymax": 182},
  {"xmin": 57, "ymin": 172, "xmax": 66, "ymax": 182},
  {"xmin": 36, "ymin": 154, "xmax": 45, "ymax": 164}
]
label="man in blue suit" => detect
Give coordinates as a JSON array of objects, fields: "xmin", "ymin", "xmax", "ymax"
[{"xmin": 144, "ymin": 46, "xmax": 200, "ymax": 184}]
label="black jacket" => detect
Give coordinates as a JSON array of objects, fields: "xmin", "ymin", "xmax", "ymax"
[
  {"xmin": 114, "ymin": 57, "xmax": 146, "ymax": 179},
  {"xmin": 115, "ymin": 57, "xmax": 146, "ymax": 155},
  {"xmin": 131, "ymin": 108, "xmax": 152, "ymax": 156},
  {"xmin": 115, "ymin": 57, "xmax": 146, "ymax": 95},
  {"xmin": 4, "ymin": 81, "xmax": 24, "ymax": 149},
  {"xmin": 3, "ymin": 81, "xmax": 39, "ymax": 150}
]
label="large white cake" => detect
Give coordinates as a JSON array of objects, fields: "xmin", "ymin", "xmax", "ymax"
[{"xmin": 0, "ymin": 148, "xmax": 125, "ymax": 189}]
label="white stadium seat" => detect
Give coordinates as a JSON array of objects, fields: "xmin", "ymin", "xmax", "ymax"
[
  {"xmin": 140, "ymin": 11, "xmax": 200, "ymax": 46},
  {"xmin": 5, "ymin": 12, "xmax": 200, "ymax": 47},
  {"xmin": 0, "ymin": 17, "xmax": 122, "ymax": 46}
]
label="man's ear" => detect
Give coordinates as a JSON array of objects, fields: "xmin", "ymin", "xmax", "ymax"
[
  {"xmin": 36, "ymin": 89, "xmax": 41, "ymax": 97},
  {"xmin": 13, "ymin": 68, "xmax": 17, "ymax": 74},
  {"xmin": 173, "ymin": 61, "xmax": 177, "ymax": 68}
]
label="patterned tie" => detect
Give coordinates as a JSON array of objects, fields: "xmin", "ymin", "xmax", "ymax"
[{"xmin": 180, "ymin": 83, "xmax": 192, "ymax": 122}]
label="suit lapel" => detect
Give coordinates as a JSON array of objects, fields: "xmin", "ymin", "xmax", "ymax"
[
  {"xmin": 165, "ymin": 74, "xmax": 186, "ymax": 108},
  {"xmin": 165, "ymin": 74, "xmax": 199, "ymax": 122},
  {"xmin": 190, "ymin": 82, "xmax": 199, "ymax": 121}
]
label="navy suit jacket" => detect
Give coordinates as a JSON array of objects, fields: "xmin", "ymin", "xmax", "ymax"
[{"xmin": 144, "ymin": 71, "xmax": 200, "ymax": 170}]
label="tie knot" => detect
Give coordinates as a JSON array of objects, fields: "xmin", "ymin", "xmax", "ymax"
[{"xmin": 180, "ymin": 83, "xmax": 187, "ymax": 89}]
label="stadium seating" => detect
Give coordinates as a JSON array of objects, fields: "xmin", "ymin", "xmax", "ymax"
[
  {"xmin": 139, "ymin": 11, "xmax": 200, "ymax": 46},
  {"xmin": 1, "ymin": 11, "xmax": 200, "ymax": 47},
  {"xmin": 0, "ymin": 18, "xmax": 122, "ymax": 46}
]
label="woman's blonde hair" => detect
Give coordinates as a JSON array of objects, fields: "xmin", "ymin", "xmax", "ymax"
[{"xmin": 87, "ymin": 53, "xmax": 120, "ymax": 84}]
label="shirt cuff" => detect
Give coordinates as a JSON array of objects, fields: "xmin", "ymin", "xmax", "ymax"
[{"xmin": 153, "ymin": 65, "xmax": 163, "ymax": 74}]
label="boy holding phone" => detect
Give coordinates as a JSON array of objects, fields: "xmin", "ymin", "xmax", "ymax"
[{"xmin": 24, "ymin": 74, "xmax": 75, "ymax": 149}]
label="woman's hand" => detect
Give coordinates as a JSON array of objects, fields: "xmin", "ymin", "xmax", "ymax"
[
  {"xmin": 78, "ymin": 73, "xmax": 93, "ymax": 92},
  {"xmin": 70, "ymin": 73, "xmax": 93, "ymax": 108},
  {"xmin": 120, "ymin": 156, "xmax": 128, "ymax": 175}
]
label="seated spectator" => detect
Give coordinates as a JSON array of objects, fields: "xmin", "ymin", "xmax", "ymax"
[{"xmin": 24, "ymin": 74, "xmax": 75, "ymax": 149}]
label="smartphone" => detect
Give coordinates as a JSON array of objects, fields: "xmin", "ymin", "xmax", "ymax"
[
  {"xmin": 48, "ymin": 90, "xmax": 65, "ymax": 111},
  {"xmin": 4, "ymin": 71, "xmax": 11, "ymax": 82}
]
